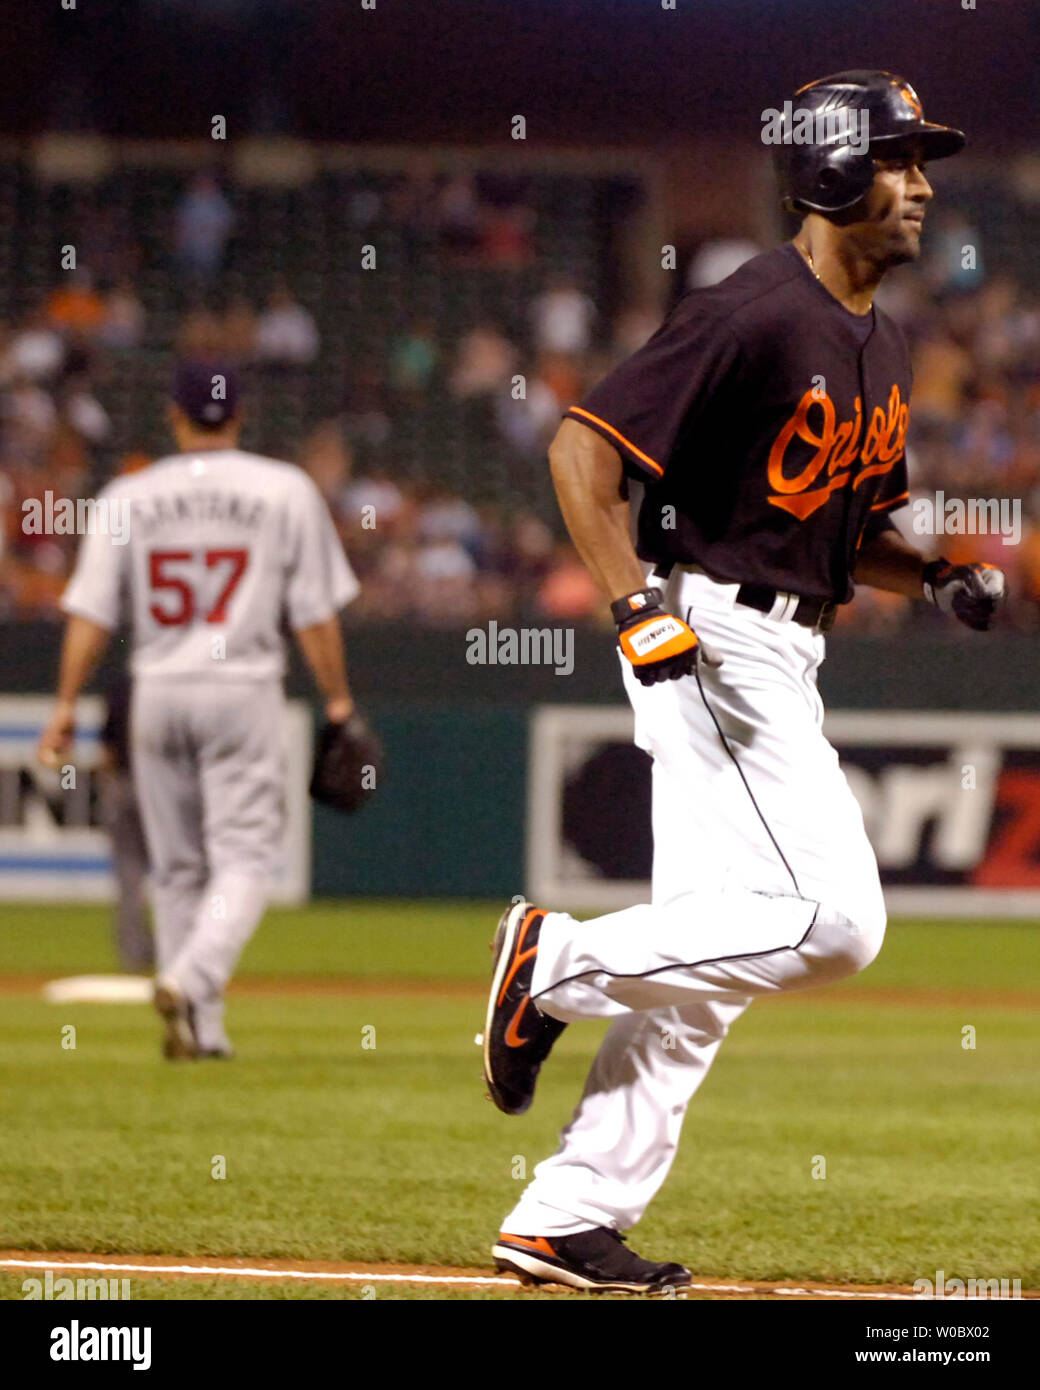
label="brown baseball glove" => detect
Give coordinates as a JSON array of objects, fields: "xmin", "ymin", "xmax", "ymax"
[{"xmin": 309, "ymin": 710, "xmax": 383, "ymax": 814}]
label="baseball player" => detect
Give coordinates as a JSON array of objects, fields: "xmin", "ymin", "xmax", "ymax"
[
  {"xmin": 38, "ymin": 361, "xmax": 360, "ymax": 1059},
  {"xmin": 483, "ymin": 72, "xmax": 1007, "ymax": 1293}
]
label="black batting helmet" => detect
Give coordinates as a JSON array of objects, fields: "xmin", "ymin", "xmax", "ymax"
[{"xmin": 774, "ymin": 70, "xmax": 965, "ymax": 215}]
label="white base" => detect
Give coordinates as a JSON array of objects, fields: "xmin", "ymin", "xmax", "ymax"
[{"xmin": 42, "ymin": 975, "xmax": 154, "ymax": 1004}]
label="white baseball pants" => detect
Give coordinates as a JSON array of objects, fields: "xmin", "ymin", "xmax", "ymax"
[{"xmin": 504, "ymin": 567, "xmax": 886, "ymax": 1236}]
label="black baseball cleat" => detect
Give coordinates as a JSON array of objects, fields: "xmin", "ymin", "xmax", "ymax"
[
  {"xmin": 483, "ymin": 900, "xmax": 567, "ymax": 1115},
  {"xmin": 493, "ymin": 1228, "xmax": 691, "ymax": 1294},
  {"xmin": 154, "ymin": 978, "xmax": 198, "ymax": 1061}
]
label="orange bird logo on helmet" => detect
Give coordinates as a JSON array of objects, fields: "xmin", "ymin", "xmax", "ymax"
[{"xmin": 895, "ymin": 81, "xmax": 923, "ymax": 119}]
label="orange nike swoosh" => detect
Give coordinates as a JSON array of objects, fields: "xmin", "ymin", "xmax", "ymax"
[
  {"xmin": 504, "ymin": 994, "xmax": 535, "ymax": 1047},
  {"xmin": 500, "ymin": 1234, "xmax": 557, "ymax": 1257},
  {"xmin": 496, "ymin": 909, "xmax": 540, "ymax": 1008}
]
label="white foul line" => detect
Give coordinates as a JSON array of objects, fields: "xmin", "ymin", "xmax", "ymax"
[
  {"xmin": 0, "ymin": 1256, "xmax": 932, "ymax": 1298},
  {"xmin": 2, "ymin": 1258, "xmax": 515, "ymax": 1288}
]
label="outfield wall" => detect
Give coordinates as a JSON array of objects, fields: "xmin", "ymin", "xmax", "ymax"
[{"xmin": 2, "ymin": 622, "xmax": 1038, "ymax": 905}]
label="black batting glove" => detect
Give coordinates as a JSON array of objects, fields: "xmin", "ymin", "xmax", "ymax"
[
  {"xmin": 922, "ymin": 557, "xmax": 1007, "ymax": 632},
  {"xmin": 612, "ymin": 587, "xmax": 700, "ymax": 686}
]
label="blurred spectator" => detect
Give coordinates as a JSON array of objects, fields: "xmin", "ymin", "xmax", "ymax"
[
  {"xmin": 958, "ymin": 398, "xmax": 1015, "ymax": 473},
  {"xmin": 612, "ymin": 303, "xmax": 660, "ymax": 356},
  {"xmin": 173, "ymin": 172, "xmax": 235, "ymax": 283},
  {"xmin": 922, "ymin": 209, "xmax": 985, "ymax": 295},
  {"xmin": 531, "ymin": 275, "xmax": 596, "ymax": 354},
  {"xmin": 338, "ymin": 371, "xmax": 392, "ymax": 455},
  {"xmin": 418, "ymin": 490, "xmax": 483, "ymax": 564},
  {"xmin": 175, "ymin": 306, "xmax": 225, "ymax": 359},
  {"xmin": 7, "ymin": 308, "xmax": 66, "ymax": 382},
  {"xmin": 347, "ymin": 187, "xmax": 381, "ymax": 227},
  {"xmin": 412, "ymin": 538, "xmax": 479, "ymax": 624},
  {"xmin": 478, "ymin": 203, "xmax": 536, "ymax": 269},
  {"xmin": 536, "ymin": 544, "xmax": 602, "ymax": 620},
  {"xmin": 97, "ymin": 281, "xmax": 145, "ymax": 351},
  {"xmin": 47, "ymin": 419, "xmax": 93, "ymax": 494},
  {"xmin": 501, "ymin": 510, "xmax": 555, "ymax": 590},
  {"xmin": 0, "ymin": 545, "xmax": 66, "ymax": 617},
  {"xmin": 47, "ymin": 269, "xmax": 106, "ymax": 336},
  {"xmin": 340, "ymin": 472, "xmax": 405, "ymax": 530},
  {"xmin": 686, "ymin": 238, "xmax": 761, "ymax": 288},
  {"xmin": 974, "ymin": 276, "xmax": 1024, "ymax": 374},
  {"xmin": 222, "ymin": 295, "xmax": 259, "ymax": 362},
  {"xmin": 495, "ymin": 377, "xmax": 560, "ymax": 456},
  {"xmin": 1, "ymin": 375, "xmax": 57, "ymax": 468},
  {"xmin": 437, "ymin": 174, "xmax": 481, "ymax": 258},
  {"xmin": 350, "ymin": 540, "xmax": 417, "ymax": 621},
  {"xmin": 450, "ymin": 324, "xmax": 516, "ymax": 398},
  {"xmin": 61, "ymin": 335, "xmax": 96, "ymax": 384},
  {"xmin": 58, "ymin": 373, "xmax": 111, "ymax": 446},
  {"xmin": 535, "ymin": 353, "xmax": 582, "ymax": 411},
  {"xmin": 910, "ymin": 330, "xmax": 974, "ymax": 432},
  {"xmin": 393, "ymin": 162, "xmax": 442, "ymax": 247},
  {"xmin": 300, "ymin": 418, "xmax": 354, "ymax": 503},
  {"xmin": 255, "ymin": 283, "xmax": 319, "ymax": 366},
  {"xmin": 79, "ymin": 203, "xmax": 142, "ymax": 286},
  {"xmin": 873, "ymin": 265, "xmax": 935, "ymax": 331},
  {"xmin": 389, "ymin": 319, "xmax": 439, "ymax": 394}
]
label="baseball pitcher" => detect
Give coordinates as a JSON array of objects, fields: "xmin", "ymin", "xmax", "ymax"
[
  {"xmin": 483, "ymin": 72, "xmax": 1007, "ymax": 1292},
  {"xmin": 38, "ymin": 361, "xmax": 361, "ymax": 1059}
]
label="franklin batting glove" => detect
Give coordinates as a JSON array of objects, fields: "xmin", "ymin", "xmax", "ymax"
[
  {"xmin": 922, "ymin": 557, "xmax": 1007, "ymax": 632},
  {"xmin": 612, "ymin": 587, "xmax": 699, "ymax": 686}
]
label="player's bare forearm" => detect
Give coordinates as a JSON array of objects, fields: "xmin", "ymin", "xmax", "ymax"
[
  {"xmin": 56, "ymin": 614, "xmax": 112, "ymax": 704},
  {"xmin": 37, "ymin": 614, "xmax": 111, "ymax": 767},
  {"xmin": 855, "ymin": 527, "xmax": 927, "ymax": 599},
  {"xmin": 549, "ymin": 419, "xmax": 647, "ymax": 603},
  {"xmin": 294, "ymin": 614, "xmax": 354, "ymax": 721}
]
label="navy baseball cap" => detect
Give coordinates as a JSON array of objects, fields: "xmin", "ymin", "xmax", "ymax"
[{"xmin": 171, "ymin": 359, "xmax": 240, "ymax": 427}]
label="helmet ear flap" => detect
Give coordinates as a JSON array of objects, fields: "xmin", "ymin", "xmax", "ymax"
[
  {"xmin": 815, "ymin": 165, "xmax": 845, "ymax": 196},
  {"xmin": 795, "ymin": 148, "xmax": 876, "ymax": 216}
]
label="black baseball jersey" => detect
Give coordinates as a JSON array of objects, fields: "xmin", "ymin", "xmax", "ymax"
[{"xmin": 565, "ymin": 243, "xmax": 911, "ymax": 604}]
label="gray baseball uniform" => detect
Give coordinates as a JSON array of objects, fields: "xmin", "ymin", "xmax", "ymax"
[{"xmin": 61, "ymin": 449, "xmax": 358, "ymax": 1050}]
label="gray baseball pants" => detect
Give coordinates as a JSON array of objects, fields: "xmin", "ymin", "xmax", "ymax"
[{"xmin": 130, "ymin": 677, "xmax": 287, "ymax": 1051}]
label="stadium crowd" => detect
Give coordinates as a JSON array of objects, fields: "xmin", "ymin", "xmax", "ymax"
[{"xmin": 1, "ymin": 168, "xmax": 1038, "ymax": 632}]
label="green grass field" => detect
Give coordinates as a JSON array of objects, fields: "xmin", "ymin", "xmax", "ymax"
[{"xmin": 1, "ymin": 903, "xmax": 1038, "ymax": 1300}]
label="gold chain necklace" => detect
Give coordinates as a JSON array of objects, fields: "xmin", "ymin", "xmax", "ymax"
[
  {"xmin": 797, "ymin": 240, "xmax": 874, "ymax": 313},
  {"xmin": 797, "ymin": 241, "xmax": 821, "ymax": 281}
]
